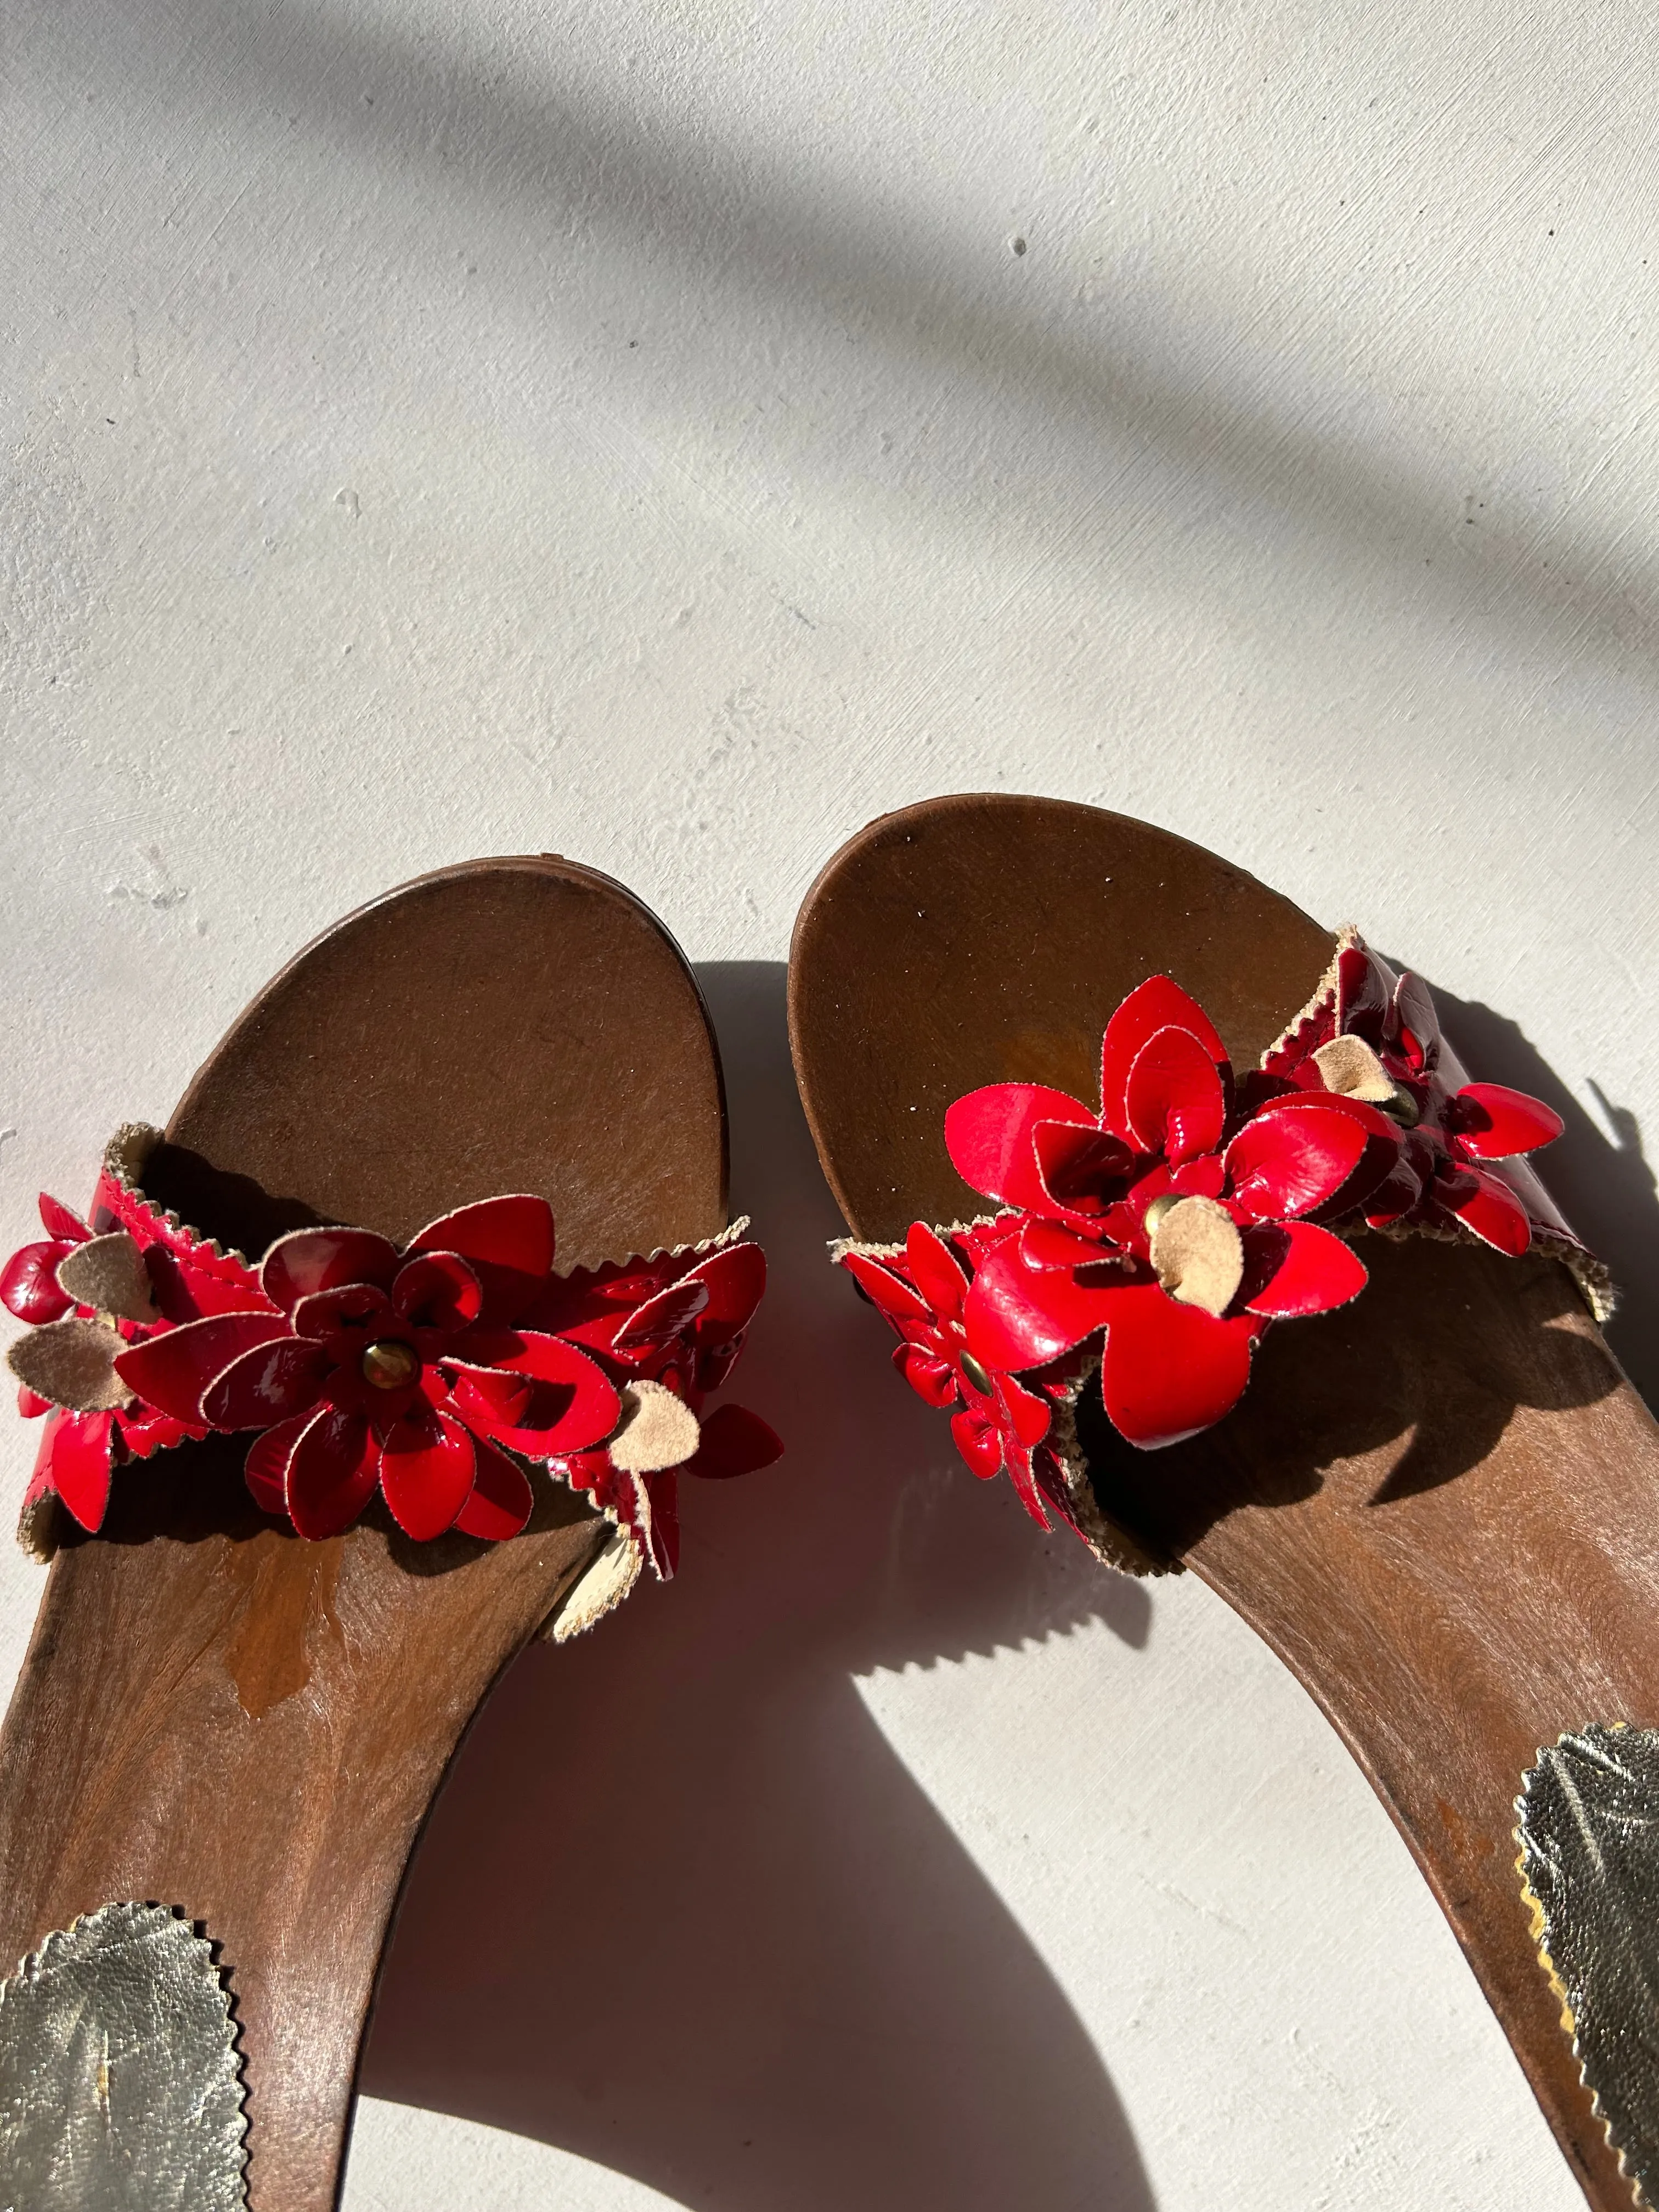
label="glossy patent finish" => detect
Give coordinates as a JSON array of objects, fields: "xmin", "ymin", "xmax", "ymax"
[
  {"xmin": 790, "ymin": 793, "xmax": 1659, "ymax": 2212},
  {"xmin": 0, "ymin": 857, "xmax": 733, "ymax": 2211}
]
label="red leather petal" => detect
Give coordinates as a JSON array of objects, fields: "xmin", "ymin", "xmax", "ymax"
[
  {"xmin": 449, "ymin": 1330, "xmax": 620, "ymax": 1454},
  {"xmin": 201, "ymin": 1338, "xmax": 331, "ymax": 1431},
  {"xmin": 1030, "ymin": 1445, "xmax": 1085, "ymax": 1541},
  {"xmin": 452, "ymin": 1435, "xmax": 534, "ymax": 1540},
  {"xmin": 392, "ymin": 1250, "xmax": 483, "ymax": 1330},
  {"xmin": 379, "ymin": 1405, "xmax": 477, "ymax": 1540},
  {"xmin": 613, "ymin": 1277, "xmax": 710, "ymax": 1357},
  {"xmin": 1001, "ymin": 1370, "xmax": 1053, "ymax": 1449},
  {"xmin": 1100, "ymin": 977, "xmax": 1227, "ymax": 1139},
  {"xmin": 1335, "ymin": 944, "xmax": 1390, "ymax": 1045},
  {"xmin": 1448, "ymin": 1169, "xmax": 1532, "ymax": 1257},
  {"xmin": 944, "ymin": 1084, "xmax": 1095, "ymax": 1210},
  {"xmin": 684, "ymin": 1402, "xmax": 785, "ymax": 1478},
  {"xmin": 1018, "ymin": 1218, "xmax": 1109, "ymax": 1271},
  {"xmin": 1389, "ymin": 971, "xmax": 1442, "ymax": 1071},
  {"xmin": 1223, "ymin": 1099, "xmax": 1371, "ymax": 1220},
  {"xmin": 1237, "ymin": 1222, "xmax": 1368, "ymax": 1317},
  {"xmin": 261, "ymin": 1227, "xmax": 400, "ymax": 1315},
  {"xmin": 998, "ymin": 1441, "xmax": 1054, "ymax": 1530},
  {"xmin": 684, "ymin": 1242, "xmax": 768, "ymax": 1335},
  {"xmin": 285, "ymin": 1407, "xmax": 379, "ymax": 1539},
  {"xmin": 950, "ymin": 1407, "xmax": 1003, "ymax": 1479},
  {"xmin": 243, "ymin": 1413, "xmax": 313, "ymax": 1515},
  {"xmin": 637, "ymin": 1467, "xmax": 680, "ymax": 1578},
  {"xmin": 1030, "ymin": 1121, "xmax": 1133, "ymax": 1216},
  {"xmin": 37, "ymin": 1195, "xmax": 88, "ymax": 1242},
  {"xmin": 290, "ymin": 1282, "xmax": 396, "ymax": 1342},
  {"xmin": 1124, "ymin": 1025, "xmax": 1226, "ymax": 1165},
  {"xmin": 16, "ymin": 1385, "xmax": 50, "ymax": 1419},
  {"xmin": 1171, "ymin": 1153, "xmax": 1228, "ymax": 1200},
  {"xmin": 408, "ymin": 1195, "xmax": 556, "ymax": 1324},
  {"xmin": 841, "ymin": 1249, "xmax": 933, "ymax": 1325},
  {"xmin": 42, "ymin": 1408, "xmax": 116, "ymax": 1531},
  {"xmin": 1, "ymin": 1241, "xmax": 76, "ymax": 1324},
  {"xmin": 963, "ymin": 1236, "xmax": 1118, "ymax": 1368},
  {"xmin": 905, "ymin": 1223, "xmax": 969, "ymax": 1321},
  {"xmin": 115, "ymin": 1311, "xmax": 292, "ymax": 1424},
  {"xmin": 1452, "ymin": 1082, "xmax": 1564, "ymax": 1160},
  {"xmin": 895, "ymin": 1343, "xmax": 961, "ymax": 1407},
  {"xmin": 1097, "ymin": 1286, "xmax": 1255, "ymax": 1447}
]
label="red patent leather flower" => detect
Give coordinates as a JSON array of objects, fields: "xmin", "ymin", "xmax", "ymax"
[
  {"xmin": 5, "ymin": 1134, "xmax": 781, "ymax": 1567},
  {"xmin": 1266, "ymin": 943, "xmax": 1564, "ymax": 1257},
  {"xmin": 116, "ymin": 1198, "xmax": 621, "ymax": 1542},
  {"xmin": 843, "ymin": 1223, "xmax": 1062, "ymax": 1524},
  {"xmin": 944, "ymin": 978, "xmax": 1392, "ymax": 1446},
  {"xmin": 837, "ymin": 955, "xmax": 1576, "ymax": 1521},
  {"xmin": 537, "ymin": 1235, "xmax": 782, "ymax": 1575}
]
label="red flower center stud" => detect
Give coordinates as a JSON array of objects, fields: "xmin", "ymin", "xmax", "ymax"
[
  {"xmin": 2, "ymin": 1126, "xmax": 781, "ymax": 1577},
  {"xmin": 835, "ymin": 937, "xmax": 1603, "ymax": 1546}
]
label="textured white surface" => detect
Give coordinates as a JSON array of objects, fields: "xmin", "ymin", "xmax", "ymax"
[{"xmin": 3, "ymin": 0, "xmax": 1657, "ymax": 2204}]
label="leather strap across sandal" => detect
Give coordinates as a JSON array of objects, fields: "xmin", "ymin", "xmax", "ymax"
[
  {"xmin": 0, "ymin": 857, "xmax": 780, "ymax": 2211},
  {"xmin": 789, "ymin": 793, "xmax": 1658, "ymax": 2212}
]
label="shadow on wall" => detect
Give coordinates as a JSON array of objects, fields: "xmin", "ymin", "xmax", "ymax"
[
  {"xmin": 1433, "ymin": 987, "xmax": 1659, "ymax": 1413},
  {"xmin": 49, "ymin": 0, "xmax": 1659, "ymax": 690},
  {"xmin": 355, "ymin": 961, "xmax": 1156, "ymax": 2212}
]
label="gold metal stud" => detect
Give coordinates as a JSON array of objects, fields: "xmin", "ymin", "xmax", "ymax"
[
  {"xmin": 1141, "ymin": 1192, "xmax": 1180, "ymax": 1237},
  {"xmin": 959, "ymin": 1348, "xmax": 995, "ymax": 1396},
  {"xmin": 361, "ymin": 1339, "xmax": 419, "ymax": 1391}
]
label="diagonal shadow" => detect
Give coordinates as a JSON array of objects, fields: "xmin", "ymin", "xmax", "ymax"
[
  {"xmin": 353, "ymin": 961, "xmax": 1156, "ymax": 2212},
  {"xmin": 27, "ymin": 0, "xmax": 1659, "ymax": 691}
]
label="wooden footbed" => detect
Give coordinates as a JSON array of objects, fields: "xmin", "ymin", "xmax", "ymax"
[
  {"xmin": 789, "ymin": 793, "xmax": 1659, "ymax": 2212},
  {"xmin": 0, "ymin": 857, "xmax": 728, "ymax": 2210}
]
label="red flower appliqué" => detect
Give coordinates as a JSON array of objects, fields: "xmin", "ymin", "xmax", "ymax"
[
  {"xmin": 116, "ymin": 1197, "xmax": 620, "ymax": 1542},
  {"xmin": 843, "ymin": 1223, "xmax": 1069, "ymax": 1530},
  {"xmin": 1265, "ymin": 941, "xmax": 1564, "ymax": 1256},
  {"xmin": 839, "ymin": 957, "xmax": 1571, "ymax": 1532},
  {"xmin": 4, "ymin": 1133, "xmax": 780, "ymax": 1565}
]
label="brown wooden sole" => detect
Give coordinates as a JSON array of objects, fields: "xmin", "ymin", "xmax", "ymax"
[
  {"xmin": 788, "ymin": 792, "xmax": 1659, "ymax": 2212},
  {"xmin": 0, "ymin": 857, "xmax": 729, "ymax": 2210}
]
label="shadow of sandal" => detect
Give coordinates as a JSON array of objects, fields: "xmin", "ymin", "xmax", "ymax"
[
  {"xmin": 352, "ymin": 961, "xmax": 1156, "ymax": 2212},
  {"xmin": 1080, "ymin": 1231, "xmax": 1621, "ymax": 1554}
]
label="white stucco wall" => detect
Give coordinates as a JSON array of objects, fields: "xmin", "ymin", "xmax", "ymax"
[{"xmin": 4, "ymin": 0, "xmax": 1657, "ymax": 2204}]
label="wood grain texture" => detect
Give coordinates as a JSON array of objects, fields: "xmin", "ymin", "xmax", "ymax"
[
  {"xmin": 0, "ymin": 857, "xmax": 729, "ymax": 2211},
  {"xmin": 788, "ymin": 793, "xmax": 1659, "ymax": 2212}
]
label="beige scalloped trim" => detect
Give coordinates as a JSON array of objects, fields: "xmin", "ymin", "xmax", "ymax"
[
  {"xmin": 1260, "ymin": 924, "xmax": 1357, "ymax": 1066},
  {"xmin": 102, "ymin": 1124, "xmax": 256, "ymax": 1269}
]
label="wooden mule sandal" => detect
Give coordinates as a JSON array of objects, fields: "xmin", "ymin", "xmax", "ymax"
[
  {"xmin": 0, "ymin": 857, "xmax": 780, "ymax": 2211},
  {"xmin": 788, "ymin": 793, "xmax": 1657, "ymax": 2212}
]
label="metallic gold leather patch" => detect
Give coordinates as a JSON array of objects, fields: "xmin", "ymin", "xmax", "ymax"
[
  {"xmin": 1518, "ymin": 1725, "xmax": 1659, "ymax": 2210},
  {"xmin": 0, "ymin": 1901, "xmax": 247, "ymax": 2209}
]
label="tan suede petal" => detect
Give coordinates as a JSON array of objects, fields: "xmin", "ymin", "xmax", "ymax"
[
  {"xmin": 55, "ymin": 1233, "xmax": 158, "ymax": 1325},
  {"xmin": 1312, "ymin": 1033, "xmax": 1397, "ymax": 1103},
  {"xmin": 7, "ymin": 1318, "xmax": 131, "ymax": 1413},
  {"xmin": 1148, "ymin": 1195, "xmax": 1245, "ymax": 1317},
  {"xmin": 606, "ymin": 1378, "xmax": 701, "ymax": 1474}
]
